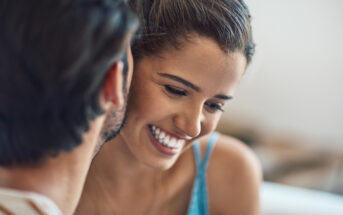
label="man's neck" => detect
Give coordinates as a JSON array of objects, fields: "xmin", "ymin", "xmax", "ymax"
[{"xmin": 0, "ymin": 116, "xmax": 105, "ymax": 215}]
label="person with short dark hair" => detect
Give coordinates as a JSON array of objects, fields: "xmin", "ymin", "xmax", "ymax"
[
  {"xmin": 77, "ymin": 0, "xmax": 261, "ymax": 214},
  {"xmin": 0, "ymin": 0, "xmax": 138, "ymax": 214}
]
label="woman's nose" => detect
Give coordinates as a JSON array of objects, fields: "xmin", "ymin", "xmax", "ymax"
[{"xmin": 173, "ymin": 105, "xmax": 203, "ymax": 138}]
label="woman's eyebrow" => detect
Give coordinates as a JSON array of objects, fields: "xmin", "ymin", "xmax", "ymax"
[
  {"xmin": 158, "ymin": 73, "xmax": 200, "ymax": 92},
  {"xmin": 214, "ymin": 95, "xmax": 233, "ymax": 100}
]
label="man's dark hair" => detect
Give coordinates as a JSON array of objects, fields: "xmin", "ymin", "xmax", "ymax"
[
  {"xmin": 129, "ymin": 0, "xmax": 255, "ymax": 64},
  {"xmin": 0, "ymin": 0, "xmax": 138, "ymax": 166}
]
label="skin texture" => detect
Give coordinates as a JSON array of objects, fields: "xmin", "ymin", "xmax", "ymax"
[{"xmin": 76, "ymin": 35, "xmax": 261, "ymax": 215}]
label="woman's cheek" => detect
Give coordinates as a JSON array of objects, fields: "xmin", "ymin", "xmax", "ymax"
[{"xmin": 131, "ymin": 90, "xmax": 168, "ymax": 118}]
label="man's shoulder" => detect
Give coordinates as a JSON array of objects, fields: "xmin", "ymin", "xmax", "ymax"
[{"xmin": 0, "ymin": 188, "xmax": 62, "ymax": 215}]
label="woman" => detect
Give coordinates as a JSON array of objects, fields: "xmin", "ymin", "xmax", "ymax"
[{"xmin": 76, "ymin": 0, "xmax": 261, "ymax": 214}]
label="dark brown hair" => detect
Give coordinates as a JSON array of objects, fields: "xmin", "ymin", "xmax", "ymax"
[
  {"xmin": 0, "ymin": 0, "xmax": 138, "ymax": 166},
  {"xmin": 129, "ymin": 0, "xmax": 255, "ymax": 64}
]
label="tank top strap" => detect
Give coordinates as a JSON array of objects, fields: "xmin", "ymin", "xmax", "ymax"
[
  {"xmin": 188, "ymin": 132, "xmax": 220, "ymax": 215},
  {"xmin": 193, "ymin": 141, "xmax": 202, "ymax": 168},
  {"xmin": 192, "ymin": 132, "xmax": 219, "ymax": 170},
  {"xmin": 202, "ymin": 132, "xmax": 219, "ymax": 167}
]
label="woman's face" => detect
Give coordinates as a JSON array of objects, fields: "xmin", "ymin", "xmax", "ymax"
[{"xmin": 119, "ymin": 36, "xmax": 247, "ymax": 170}]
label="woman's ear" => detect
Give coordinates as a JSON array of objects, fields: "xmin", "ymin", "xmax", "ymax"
[{"xmin": 101, "ymin": 61, "xmax": 124, "ymax": 108}]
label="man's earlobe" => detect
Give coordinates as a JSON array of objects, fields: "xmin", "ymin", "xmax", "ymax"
[{"xmin": 102, "ymin": 61, "xmax": 124, "ymax": 108}]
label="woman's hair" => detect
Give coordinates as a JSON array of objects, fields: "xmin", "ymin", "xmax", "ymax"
[{"xmin": 129, "ymin": 0, "xmax": 255, "ymax": 64}]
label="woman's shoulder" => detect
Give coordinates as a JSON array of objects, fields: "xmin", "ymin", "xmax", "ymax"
[
  {"xmin": 198, "ymin": 132, "xmax": 261, "ymax": 173},
  {"xmin": 200, "ymin": 132, "xmax": 262, "ymax": 215}
]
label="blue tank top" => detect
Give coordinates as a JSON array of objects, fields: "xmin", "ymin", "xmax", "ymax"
[{"xmin": 186, "ymin": 132, "xmax": 219, "ymax": 215}]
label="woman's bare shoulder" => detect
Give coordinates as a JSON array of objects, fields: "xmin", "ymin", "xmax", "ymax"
[
  {"xmin": 208, "ymin": 134, "xmax": 261, "ymax": 173},
  {"xmin": 202, "ymin": 133, "xmax": 262, "ymax": 215}
]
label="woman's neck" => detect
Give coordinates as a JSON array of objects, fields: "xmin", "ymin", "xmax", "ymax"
[
  {"xmin": 91, "ymin": 132, "xmax": 197, "ymax": 195},
  {"xmin": 95, "ymin": 133, "xmax": 163, "ymax": 187},
  {"xmin": 76, "ymin": 131, "xmax": 197, "ymax": 215}
]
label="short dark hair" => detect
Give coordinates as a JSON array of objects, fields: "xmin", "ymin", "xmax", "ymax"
[
  {"xmin": 129, "ymin": 0, "xmax": 255, "ymax": 64},
  {"xmin": 0, "ymin": 0, "xmax": 138, "ymax": 166}
]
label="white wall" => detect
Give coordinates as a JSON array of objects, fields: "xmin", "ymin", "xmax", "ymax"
[{"xmin": 220, "ymin": 0, "xmax": 343, "ymax": 146}]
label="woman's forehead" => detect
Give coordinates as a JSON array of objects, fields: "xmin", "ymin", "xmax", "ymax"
[{"xmin": 136, "ymin": 36, "xmax": 246, "ymax": 96}]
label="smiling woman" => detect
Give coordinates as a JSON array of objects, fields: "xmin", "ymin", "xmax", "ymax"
[
  {"xmin": 76, "ymin": 0, "xmax": 261, "ymax": 215},
  {"xmin": 121, "ymin": 36, "xmax": 247, "ymax": 171}
]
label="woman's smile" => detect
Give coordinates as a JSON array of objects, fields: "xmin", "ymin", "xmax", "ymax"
[{"xmin": 147, "ymin": 125, "xmax": 186, "ymax": 156}]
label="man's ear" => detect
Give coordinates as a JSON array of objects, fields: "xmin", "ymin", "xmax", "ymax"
[{"xmin": 101, "ymin": 61, "xmax": 124, "ymax": 108}]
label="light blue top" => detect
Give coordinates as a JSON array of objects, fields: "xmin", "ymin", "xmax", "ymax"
[{"xmin": 187, "ymin": 132, "xmax": 219, "ymax": 215}]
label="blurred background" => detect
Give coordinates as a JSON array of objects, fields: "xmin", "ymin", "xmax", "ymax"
[{"xmin": 216, "ymin": 0, "xmax": 343, "ymax": 203}]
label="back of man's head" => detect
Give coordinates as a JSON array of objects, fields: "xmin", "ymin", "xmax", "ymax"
[{"xmin": 0, "ymin": 0, "xmax": 138, "ymax": 167}]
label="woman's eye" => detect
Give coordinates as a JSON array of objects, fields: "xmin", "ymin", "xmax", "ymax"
[
  {"xmin": 164, "ymin": 85, "xmax": 187, "ymax": 96},
  {"xmin": 205, "ymin": 101, "xmax": 224, "ymax": 113}
]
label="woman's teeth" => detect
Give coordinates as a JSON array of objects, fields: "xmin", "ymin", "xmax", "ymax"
[{"xmin": 150, "ymin": 125, "xmax": 184, "ymax": 149}]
